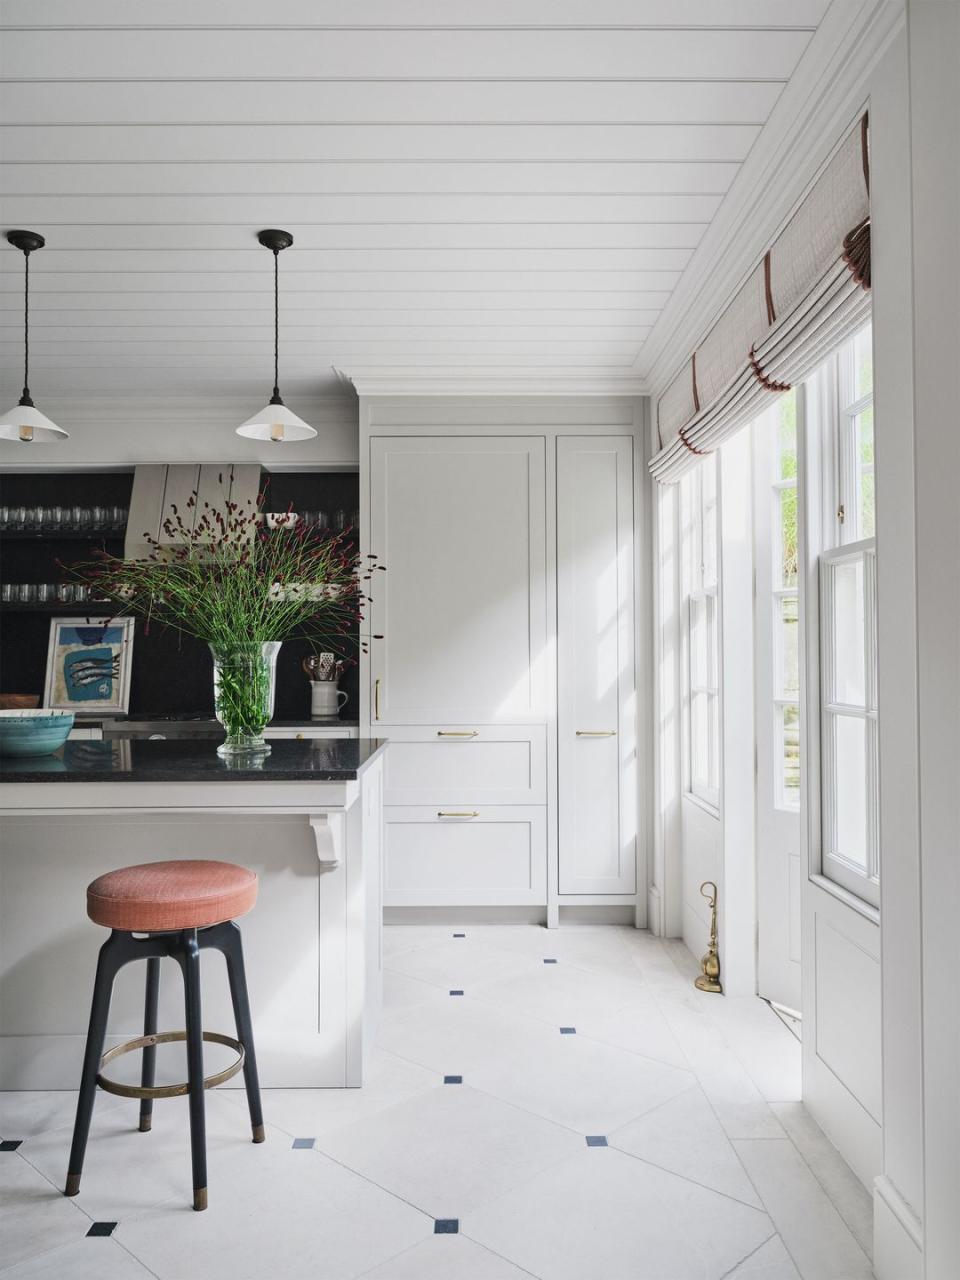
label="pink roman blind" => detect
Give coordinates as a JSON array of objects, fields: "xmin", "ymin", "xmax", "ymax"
[{"xmin": 650, "ymin": 114, "xmax": 871, "ymax": 483}]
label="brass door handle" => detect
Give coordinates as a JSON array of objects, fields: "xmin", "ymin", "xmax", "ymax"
[
  {"xmin": 576, "ymin": 730, "xmax": 617, "ymax": 737},
  {"xmin": 437, "ymin": 730, "xmax": 479, "ymax": 738},
  {"xmin": 437, "ymin": 810, "xmax": 480, "ymax": 818},
  {"xmin": 374, "ymin": 678, "xmax": 381, "ymax": 721}
]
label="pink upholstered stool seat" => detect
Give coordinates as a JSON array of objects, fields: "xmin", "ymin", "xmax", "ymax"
[{"xmin": 87, "ymin": 860, "xmax": 258, "ymax": 933}]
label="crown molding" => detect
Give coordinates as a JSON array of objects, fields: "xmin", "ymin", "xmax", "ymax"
[
  {"xmin": 638, "ymin": 0, "xmax": 906, "ymax": 402},
  {"xmin": 347, "ymin": 373, "xmax": 648, "ymax": 398}
]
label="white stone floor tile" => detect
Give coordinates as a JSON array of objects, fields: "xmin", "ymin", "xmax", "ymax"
[
  {"xmin": 770, "ymin": 1102, "xmax": 874, "ymax": 1259},
  {"xmin": 221, "ymin": 1049, "xmax": 440, "ymax": 1140},
  {"xmin": 317, "ymin": 1084, "xmax": 581, "ymax": 1217},
  {"xmin": 724, "ymin": 1234, "xmax": 802, "ymax": 1279},
  {"xmin": 357, "ymin": 1233, "xmax": 536, "ymax": 1280},
  {"xmin": 465, "ymin": 1147, "xmax": 774, "ymax": 1280},
  {"xmin": 1, "ymin": 1236, "xmax": 158, "ymax": 1280},
  {"xmin": 0, "ymin": 1154, "xmax": 93, "ymax": 1271},
  {"xmin": 733, "ymin": 1138, "xmax": 874, "ymax": 1280},
  {"xmin": 116, "ymin": 1142, "xmax": 432, "ymax": 1280},
  {"xmin": 0, "ymin": 926, "xmax": 865, "ymax": 1280},
  {"xmin": 609, "ymin": 1083, "xmax": 764, "ymax": 1208}
]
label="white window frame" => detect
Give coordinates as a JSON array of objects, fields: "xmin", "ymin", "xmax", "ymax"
[{"xmin": 679, "ymin": 457, "xmax": 720, "ymax": 811}]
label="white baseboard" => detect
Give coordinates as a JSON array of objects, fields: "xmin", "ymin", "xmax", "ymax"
[{"xmin": 873, "ymin": 1175, "xmax": 923, "ymax": 1280}]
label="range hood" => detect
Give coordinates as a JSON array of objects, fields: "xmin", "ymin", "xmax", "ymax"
[{"xmin": 124, "ymin": 464, "xmax": 260, "ymax": 559}]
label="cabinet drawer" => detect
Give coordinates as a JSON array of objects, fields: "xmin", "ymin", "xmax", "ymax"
[
  {"xmin": 382, "ymin": 726, "xmax": 545, "ymax": 805},
  {"xmin": 383, "ymin": 806, "xmax": 546, "ymax": 906},
  {"xmin": 263, "ymin": 726, "xmax": 358, "ymax": 740}
]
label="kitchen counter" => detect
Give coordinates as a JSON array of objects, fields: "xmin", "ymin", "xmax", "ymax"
[
  {"xmin": 0, "ymin": 735, "xmax": 386, "ymax": 1091},
  {"xmin": 0, "ymin": 735, "xmax": 384, "ymax": 783}
]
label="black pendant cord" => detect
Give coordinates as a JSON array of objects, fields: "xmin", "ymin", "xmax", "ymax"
[
  {"xmin": 270, "ymin": 249, "xmax": 282, "ymax": 406},
  {"xmin": 20, "ymin": 249, "xmax": 33, "ymax": 408}
]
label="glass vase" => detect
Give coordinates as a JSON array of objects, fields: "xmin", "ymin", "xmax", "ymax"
[{"xmin": 209, "ymin": 641, "xmax": 281, "ymax": 756}]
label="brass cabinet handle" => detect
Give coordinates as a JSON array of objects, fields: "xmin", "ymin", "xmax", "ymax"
[
  {"xmin": 437, "ymin": 730, "xmax": 479, "ymax": 738},
  {"xmin": 374, "ymin": 678, "xmax": 381, "ymax": 721},
  {"xmin": 576, "ymin": 729, "xmax": 617, "ymax": 737},
  {"xmin": 437, "ymin": 810, "xmax": 480, "ymax": 818}
]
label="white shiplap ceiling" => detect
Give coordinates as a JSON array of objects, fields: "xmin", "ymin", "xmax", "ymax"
[{"xmin": 0, "ymin": 0, "xmax": 843, "ymax": 411}]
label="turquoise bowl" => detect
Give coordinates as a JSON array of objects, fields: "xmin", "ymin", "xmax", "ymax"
[{"xmin": 0, "ymin": 710, "xmax": 75, "ymax": 757}]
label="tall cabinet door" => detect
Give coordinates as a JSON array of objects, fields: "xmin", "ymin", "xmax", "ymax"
[
  {"xmin": 369, "ymin": 436, "xmax": 547, "ymax": 725},
  {"xmin": 557, "ymin": 436, "xmax": 637, "ymax": 894}
]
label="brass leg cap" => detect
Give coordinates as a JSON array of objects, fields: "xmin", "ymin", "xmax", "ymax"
[
  {"xmin": 64, "ymin": 1174, "xmax": 81, "ymax": 1197},
  {"xmin": 193, "ymin": 1187, "xmax": 208, "ymax": 1212},
  {"xmin": 252, "ymin": 1124, "xmax": 265, "ymax": 1144},
  {"xmin": 138, "ymin": 1115, "xmax": 152, "ymax": 1133}
]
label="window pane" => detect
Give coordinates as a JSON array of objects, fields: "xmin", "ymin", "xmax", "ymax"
[
  {"xmin": 834, "ymin": 714, "xmax": 868, "ymax": 871},
  {"xmin": 779, "ymin": 595, "xmax": 800, "ymax": 698},
  {"xmin": 707, "ymin": 593, "xmax": 719, "ymax": 690},
  {"xmin": 776, "ymin": 392, "xmax": 798, "ymax": 481},
  {"xmin": 708, "ymin": 693, "xmax": 720, "ymax": 792},
  {"xmin": 691, "ymin": 691, "xmax": 709, "ymax": 787},
  {"xmin": 701, "ymin": 461, "xmax": 717, "ymax": 588},
  {"xmin": 857, "ymin": 405, "xmax": 875, "ymax": 537},
  {"xmin": 778, "ymin": 487, "xmax": 799, "ymax": 588},
  {"xmin": 854, "ymin": 326, "xmax": 873, "ymax": 400},
  {"xmin": 831, "ymin": 558, "xmax": 866, "ymax": 705},
  {"xmin": 779, "ymin": 703, "xmax": 801, "ymax": 807},
  {"xmin": 690, "ymin": 597, "xmax": 707, "ymax": 687}
]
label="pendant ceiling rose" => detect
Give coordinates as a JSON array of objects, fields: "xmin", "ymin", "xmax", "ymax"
[
  {"xmin": 0, "ymin": 229, "xmax": 68, "ymax": 444},
  {"xmin": 236, "ymin": 228, "xmax": 316, "ymax": 443}
]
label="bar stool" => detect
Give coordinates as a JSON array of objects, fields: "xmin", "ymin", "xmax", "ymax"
[{"xmin": 64, "ymin": 859, "xmax": 265, "ymax": 1212}]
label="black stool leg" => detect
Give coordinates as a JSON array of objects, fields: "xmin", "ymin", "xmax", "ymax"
[
  {"xmin": 177, "ymin": 928, "xmax": 208, "ymax": 1211},
  {"xmin": 138, "ymin": 957, "xmax": 161, "ymax": 1133},
  {"xmin": 65, "ymin": 931, "xmax": 124, "ymax": 1196},
  {"xmin": 220, "ymin": 921, "xmax": 265, "ymax": 1143}
]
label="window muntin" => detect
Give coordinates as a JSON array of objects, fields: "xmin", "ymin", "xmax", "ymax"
[{"xmin": 680, "ymin": 458, "xmax": 720, "ymax": 809}]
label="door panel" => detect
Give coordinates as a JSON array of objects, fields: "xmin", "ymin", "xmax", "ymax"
[
  {"xmin": 557, "ymin": 436, "xmax": 637, "ymax": 894},
  {"xmin": 369, "ymin": 436, "xmax": 547, "ymax": 725}
]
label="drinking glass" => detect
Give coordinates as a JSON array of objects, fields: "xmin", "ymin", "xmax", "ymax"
[
  {"xmin": 111, "ymin": 505, "xmax": 127, "ymax": 530},
  {"xmin": 91, "ymin": 506, "xmax": 107, "ymax": 531},
  {"xmin": 332, "ymin": 509, "xmax": 347, "ymax": 532},
  {"xmin": 17, "ymin": 583, "xmax": 36, "ymax": 603},
  {"xmin": 11, "ymin": 507, "xmax": 27, "ymax": 531},
  {"xmin": 25, "ymin": 506, "xmax": 43, "ymax": 531},
  {"xmin": 36, "ymin": 583, "xmax": 54, "ymax": 602},
  {"xmin": 1, "ymin": 583, "xmax": 14, "ymax": 602},
  {"xmin": 56, "ymin": 583, "xmax": 74, "ymax": 604},
  {"xmin": 69, "ymin": 506, "xmax": 88, "ymax": 532},
  {"xmin": 73, "ymin": 584, "xmax": 89, "ymax": 603},
  {"xmin": 0, "ymin": 506, "xmax": 9, "ymax": 531}
]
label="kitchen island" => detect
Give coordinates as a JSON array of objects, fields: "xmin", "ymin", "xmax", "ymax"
[{"xmin": 0, "ymin": 737, "xmax": 386, "ymax": 1090}]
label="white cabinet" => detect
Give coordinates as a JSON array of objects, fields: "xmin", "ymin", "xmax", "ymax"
[
  {"xmin": 556, "ymin": 437, "xmax": 637, "ymax": 894},
  {"xmin": 382, "ymin": 726, "xmax": 545, "ymax": 805},
  {"xmin": 369, "ymin": 436, "xmax": 547, "ymax": 725},
  {"xmin": 383, "ymin": 806, "xmax": 546, "ymax": 906}
]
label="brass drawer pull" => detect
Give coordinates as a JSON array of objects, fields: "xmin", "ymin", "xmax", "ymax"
[
  {"xmin": 437, "ymin": 810, "xmax": 480, "ymax": 818},
  {"xmin": 576, "ymin": 730, "xmax": 617, "ymax": 737},
  {"xmin": 437, "ymin": 730, "xmax": 479, "ymax": 738},
  {"xmin": 374, "ymin": 678, "xmax": 381, "ymax": 721}
]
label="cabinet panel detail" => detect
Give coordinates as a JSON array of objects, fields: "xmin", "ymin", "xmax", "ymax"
[{"xmin": 382, "ymin": 725, "xmax": 545, "ymax": 805}]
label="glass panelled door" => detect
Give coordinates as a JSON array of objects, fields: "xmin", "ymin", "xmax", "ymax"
[{"xmin": 753, "ymin": 393, "xmax": 803, "ymax": 1013}]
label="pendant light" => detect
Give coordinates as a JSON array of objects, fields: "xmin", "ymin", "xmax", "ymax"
[
  {"xmin": 0, "ymin": 230, "xmax": 67, "ymax": 443},
  {"xmin": 236, "ymin": 229, "xmax": 316, "ymax": 442}
]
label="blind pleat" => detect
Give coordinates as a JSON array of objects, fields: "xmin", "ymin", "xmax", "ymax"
[{"xmin": 650, "ymin": 114, "xmax": 870, "ymax": 483}]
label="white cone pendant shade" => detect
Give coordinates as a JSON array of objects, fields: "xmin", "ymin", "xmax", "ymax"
[
  {"xmin": 236, "ymin": 229, "xmax": 316, "ymax": 442},
  {"xmin": 1, "ymin": 231, "xmax": 67, "ymax": 443},
  {"xmin": 0, "ymin": 401, "xmax": 68, "ymax": 444},
  {"xmin": 237, "ymin": 399, "xmax": 316, "ymax": 442}
]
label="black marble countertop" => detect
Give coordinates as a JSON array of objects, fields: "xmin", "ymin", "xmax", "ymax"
[{"xmin": 0, "ymin": 736, "xmax": 386, "ymax": 783}]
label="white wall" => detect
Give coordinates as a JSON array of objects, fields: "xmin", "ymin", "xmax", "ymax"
[{"xmin": 0, "ymin": 395, "xmax": 359, "ymax": 469}]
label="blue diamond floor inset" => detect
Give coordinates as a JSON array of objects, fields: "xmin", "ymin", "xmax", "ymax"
[
  {"xmin": 559, "ymin": 1026, "xmax": 577, "ymax": 1035},
  {"xmin": 585, "ymin": 1135, "xmax": 608, "ymax": 1147},
  {"xmin": 449, "ymin": 989, "xmax": 464, "ymax": 996},
  {"xmin": 86, "ymin": 1222, "xmax": 117, "ymax": 1238},
  {"xmin": 434, "ymin": 1219, "xmax": 459, "ymax": 1235},
  {"xmin": 543, "ymin": 958, "xmax": 558, "ymax": 964},
  {"xmin": 443, "ymin": 1075, "xmax": 463, "ymax": 1084},
  {"xmin": 0, "ymin": 1140, "xmax": 22, "ymax": 1151},
  {"xmin": 292, "ymin": 1137, "xmax": 316, "ymax": 1149}
]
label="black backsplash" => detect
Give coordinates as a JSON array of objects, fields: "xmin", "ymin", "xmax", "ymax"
[{"xmin": 0, "ymin": 469, "xmax": 361, "ymax": 721}]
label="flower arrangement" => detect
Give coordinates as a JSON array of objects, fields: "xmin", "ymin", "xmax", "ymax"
[{"xmin": 70, "ymin": 482, "xmax": 383, "ymax": 753}]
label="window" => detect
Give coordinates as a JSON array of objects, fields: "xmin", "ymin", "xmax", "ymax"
[
  {"xmin": 680, "ymin": 457, "xmax": 720, "ymax": 808},
  {"xmin": 768, "ymin": 391, "xmax": 801, "ymax": 809},
  {"xmin": 817, "ymin": 322, "xmax": 879, "ymax": 905}
]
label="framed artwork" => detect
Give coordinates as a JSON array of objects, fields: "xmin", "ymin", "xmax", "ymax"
[{"xmin": 43, "ymin": 617, "xmax": 135, "ymax": 713}]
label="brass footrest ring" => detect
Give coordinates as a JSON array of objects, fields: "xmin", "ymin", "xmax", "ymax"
[{"xmin": 96, "ymin": 1031, "xmax": 245, "ymax": 1100}]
